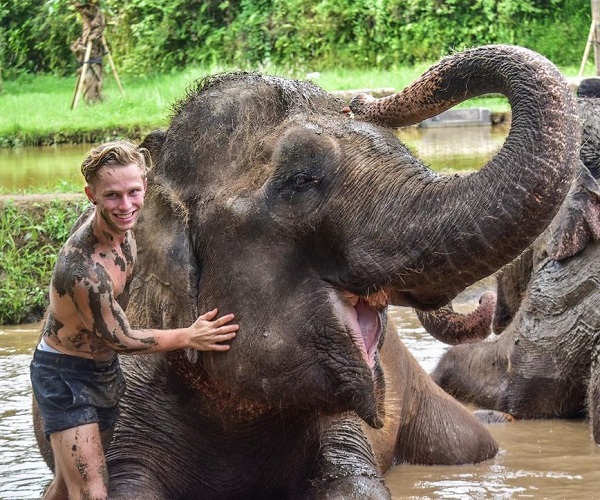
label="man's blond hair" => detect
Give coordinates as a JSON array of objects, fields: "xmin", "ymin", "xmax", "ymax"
[{"xmin": 81, "ymin": 140, "xmax": 152, "ymax": 184}]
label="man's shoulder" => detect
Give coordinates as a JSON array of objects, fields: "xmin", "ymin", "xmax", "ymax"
[
  {"xmin": 61, "ymin": 213, "xmax": 95, "ymax": 247},
  {"xmin": 53, "ymin": 226, "xmax": 102, "ymax": 294},
  {"xmin": 52, "ymin": 250, "xmax": 97, "ymax": 296},
  {"xmin": 56, "ymin": 228, "xmax": 93, "ymax": 267},
  {"xmin": 70, "ymin": 205, "xmax": 94, "ymax": 235}
]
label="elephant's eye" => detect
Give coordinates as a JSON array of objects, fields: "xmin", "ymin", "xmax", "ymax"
[{"xmin": 292, "ymin": 173, "xmax": 321, "ymax": 192}]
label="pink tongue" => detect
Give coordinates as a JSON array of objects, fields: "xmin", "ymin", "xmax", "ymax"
[{"xmin": 355, "ymin": 302, "xmax": 379, "ymax": 352}]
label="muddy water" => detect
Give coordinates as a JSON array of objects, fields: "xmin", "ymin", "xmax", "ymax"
[
  {"xmin": 0, "ymin": 144, "xmax": 89, "ymax": 191},
  {"xmin": 0, "ymin": 324, "xmax": 50, "ymax": 499},
  {"xmin": 2, "ymin": 301, "xmax": 600, "ymax": 498},
  {"xmin": 386, "ymin": 305, "xmax": 600, "ymax": 499},
  {"xmin": 398, "ymin": 125, "xmax": 507, "ymax": 173}
]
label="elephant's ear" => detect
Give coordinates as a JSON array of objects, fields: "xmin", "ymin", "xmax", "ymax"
[
  {"xmin": 126, "ymin": 184, "xmax": 199, "ymax": 330},
  {"xmin": 139, "ymin": 130, "xmax": 166, "ymax": 171},
  {"xmin": 546, "ymin": 163, "xmax": 600, "ymax": 261}
]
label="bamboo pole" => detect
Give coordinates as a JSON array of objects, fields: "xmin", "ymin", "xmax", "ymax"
[
  {"xmin": 71, "ymin": 40, "xmax": 93, "ymax": 109},
  {"xmin": 102, "ymin": 36, "xmax": 124, "ymax": 96},
  {"xmin": 593, "ymin": 0, "xmax": 600, "ymax": 75},
  {"xmin": 580, "ymin": 20, "xmax": 596, "ymax": 76}
]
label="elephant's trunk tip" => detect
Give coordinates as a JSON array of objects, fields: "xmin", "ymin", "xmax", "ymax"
[{"xmin": 348, "ymin": 93, "xmax": 377, "ymax": 120}]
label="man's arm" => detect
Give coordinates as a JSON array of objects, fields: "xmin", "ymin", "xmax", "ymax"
[{"xmin": 72, "ymin": 264, "xmax": 237, "ymax": 353}]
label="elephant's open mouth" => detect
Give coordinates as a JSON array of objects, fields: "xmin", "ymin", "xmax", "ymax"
[{"xmin": 332, "ymin": 289, "xmax": 386, "ymax": 370}]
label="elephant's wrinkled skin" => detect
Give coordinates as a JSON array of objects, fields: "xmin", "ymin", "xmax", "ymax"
[
  {"xmin": 34, "ymin": 45, "xmax": 580, "ymax": 498},
  {"xmin": 577, "ymin": 77, "xmax": 600, "ymax": 179}
]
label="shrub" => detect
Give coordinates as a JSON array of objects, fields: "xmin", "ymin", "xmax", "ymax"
[
  {"xmin": 0, "ymin": 0, "xmax": 591, "ymax": 76},
  {"xmin": 0, "ymin": 197, "xmax": 88, "ymax": 324}
]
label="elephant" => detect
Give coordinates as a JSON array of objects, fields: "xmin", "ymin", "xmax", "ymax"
[
  {"xmin": 417, "ymin": 78, "xmax": 600, "ymax": 427},
  {"xmin": 423, "ymin": 162, "xmax": 600, "ymax": 420},
  {"xmin": 33, "ymin": 45, "xmax": 580, "ymax": 499}
]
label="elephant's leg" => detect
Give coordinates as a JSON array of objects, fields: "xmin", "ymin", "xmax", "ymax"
[
  {"xmin": 309, "ymin": 414, "xmax": 391, "ymax": 500},
  {"xmin": 385, "ymin": 334, "xmax": 498, "ymax": 465},
  {"xmin": 397, "ymin": 378, "xmax": 498, "ymax": 464},
  {"xmin": 108, "ymin": 461, "xmax": 171, "ymax": 500},
  {"xmin": 32, "ymin": 398, "xmax": 54, "ymax": 471}
]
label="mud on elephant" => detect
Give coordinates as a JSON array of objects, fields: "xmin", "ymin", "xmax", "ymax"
[
  {"xmin": 421, "ymin": 89, "xmax": 600, "ymax": 431},
  {"xmin": 33, "ymin": 45, "xmax": 579, "ymax": 498}
]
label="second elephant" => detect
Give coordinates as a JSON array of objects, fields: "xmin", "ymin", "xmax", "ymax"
[{"xmin": 425, "ymin": 160, "xmax": 600, "ymax": 422}]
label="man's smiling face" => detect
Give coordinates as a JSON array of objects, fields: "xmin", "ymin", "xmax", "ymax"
[{"xmin": 85, "ymin": 163, "xmax": 147, "ymax": 234}]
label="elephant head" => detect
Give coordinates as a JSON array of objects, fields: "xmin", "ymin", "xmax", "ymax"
[{"xmin": 127, "ymin": 45, "xmax": 578, "ymax": 431}]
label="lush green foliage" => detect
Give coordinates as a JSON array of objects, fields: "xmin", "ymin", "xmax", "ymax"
[
  {"xmin": 0, "ymin": 197, "xmax": 88, "ymax": 324},
  {"xmin": 1, "ymin": 0, "xmax": 79, "ymax": 75},
  {"xmin": 0, "ymin": 0, "xmax": 591, "ymax": 77}
]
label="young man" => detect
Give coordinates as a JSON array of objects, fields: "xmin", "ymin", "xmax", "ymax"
[{"xmin": 30, "ymin": 140, "xmax": 239, "ymax": 500}]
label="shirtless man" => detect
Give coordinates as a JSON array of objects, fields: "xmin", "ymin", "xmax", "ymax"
[{"xmin": 30, "ymin": 140, "xmax": 239, "ymax": 500}]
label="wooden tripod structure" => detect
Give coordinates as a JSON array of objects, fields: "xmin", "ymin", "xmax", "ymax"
[
  {"xmin": 71, "ymin": 35, "xmax": 124, "ymax": 109},
  {"xmin": 580, "ymin": 0, "xmax": 600, "ymax": 77},
  {"xmin": 579, "ymin": 19, "xmax": 597, "ymax": 77},
  {"xmin": 71, "ymin": 1, "xmax": 124, "ymax": 110}
]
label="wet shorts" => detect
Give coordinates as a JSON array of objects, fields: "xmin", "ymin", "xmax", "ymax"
[{"xmin": 30, "ymin": 348, "xmax": 126, "ymax": 438}]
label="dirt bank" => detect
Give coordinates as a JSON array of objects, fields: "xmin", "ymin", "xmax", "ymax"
[{"xmin": 0, "ymin": 193, "xmax": 86, "ymax": 208}]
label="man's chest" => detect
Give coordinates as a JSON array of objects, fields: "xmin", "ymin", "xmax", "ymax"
[{"xmin": 94, "ymin": 247, "xmax": 134, "ymax": 298}]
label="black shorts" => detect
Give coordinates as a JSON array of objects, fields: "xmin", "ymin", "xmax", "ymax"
[{"xmin": 30, "ymin": 348, "xmax": 126, "ymax": 438}]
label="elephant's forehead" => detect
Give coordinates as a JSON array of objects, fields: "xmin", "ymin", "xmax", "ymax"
[
  {"xmin": 296, "ymin": 121, "xmax": 325, "ymax": 134},
  {"xmin": 344, "ymin": 119, "xmax": 410, "ymax": 154},
  {"xmin": 223, "ymin": 196, "xmax": 255, "ymax": 216}
]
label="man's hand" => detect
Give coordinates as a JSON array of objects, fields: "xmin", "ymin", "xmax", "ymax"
[{"xmin": 188, "ymin": 309, "xmax": 238, "ymax": 351}]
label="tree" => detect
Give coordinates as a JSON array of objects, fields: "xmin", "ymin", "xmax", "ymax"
[{"xmin": 71, "ymin": 0, "xmax": 105, "ymax": 106}]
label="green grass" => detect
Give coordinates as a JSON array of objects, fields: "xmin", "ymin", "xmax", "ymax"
[{"xmin": 0, "ymin": 61, "xmax": 590, "ymax": 148}]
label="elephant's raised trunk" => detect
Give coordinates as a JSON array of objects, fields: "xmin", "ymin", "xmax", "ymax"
[{"xmin": 350, "ymin": 45, "xmax": 580, "ymax": 308}]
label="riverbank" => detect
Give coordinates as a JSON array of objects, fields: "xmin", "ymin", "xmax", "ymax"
[{"xmin": 2, "ymin": 56, "xmax": 589, "ymax": 148}]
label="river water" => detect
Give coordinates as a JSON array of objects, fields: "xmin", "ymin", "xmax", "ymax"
[
  {"xmin": 3, "ymin": 305, "xmax": 600, "ymax": 499},
  {"xmin": 2, "ymin": 125, "xmax": 600, "ymax": 499},
  {"xmin": 0, "ymin": 144, "xmax": 88, "ymax": 192}
]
